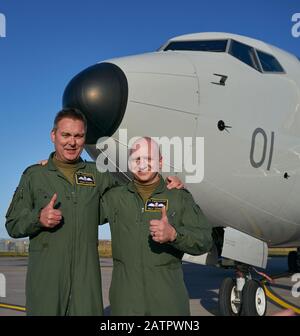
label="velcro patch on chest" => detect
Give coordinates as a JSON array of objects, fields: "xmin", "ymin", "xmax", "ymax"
[
  {"xmin": 145, "ymin": 198, "xmax": 168, "ymax": 212},
  {"xmin": 75, "ymin": 172, "xmax": 96, "ymax": 186}
]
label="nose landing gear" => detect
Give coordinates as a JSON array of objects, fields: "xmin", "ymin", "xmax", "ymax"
[{"xmin": 219, "ymin": 265, "xmax": 267, "ymax": 316}]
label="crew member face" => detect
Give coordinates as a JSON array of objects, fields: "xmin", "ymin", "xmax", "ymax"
[
  {"xmin": 129, "ymin": 138, "xmax": 162, "ymax": 184},
  {"xmin": 51, "ymin": 118, "xmax": 85, "ymax": 163}
]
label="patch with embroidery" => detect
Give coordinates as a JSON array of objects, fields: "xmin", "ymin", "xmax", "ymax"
[
  {"xmin": 145, "ymin": 198, "xmax": 168, "ymax": 212},
  {"xmin": 75, "ymin": 172, "xmax": 96, "ymax": 186}
]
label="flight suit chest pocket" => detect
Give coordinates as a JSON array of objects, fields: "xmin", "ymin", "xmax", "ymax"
[
  {"xmin": 167, "ymin": 208, "xmax": 180, "ymax": 229},
  {"xmin": 109, "ymin": 210, "xmax": 118, "ymax": 231},
  {"xmin": 110, "ymin": 210, "xmax": 123, "ymax": 260},
  {"xmin": 34, "ymin": 189, "xmax": 52, "ymax": 209}
]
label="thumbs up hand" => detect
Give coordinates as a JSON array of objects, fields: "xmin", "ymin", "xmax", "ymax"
[
  {"xmin": 39, "ymin": 193, "xmax": 62, "ymax": 228},
  {"xmin": 149, "ymin": 207, "xmax": 177, "ymax": 244}
]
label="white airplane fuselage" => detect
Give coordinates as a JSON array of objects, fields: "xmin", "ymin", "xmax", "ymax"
[{"xmin": 69, "ymin": 32, "xmax": 300, "ymax": 248}]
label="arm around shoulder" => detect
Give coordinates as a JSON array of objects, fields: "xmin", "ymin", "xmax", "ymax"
[
  {"xmin": 99, "ymin": 189, "xmax": 113, "ymax": 225},
  {"xmin": 98, "ymin": 170, "xmax": 127, "ymax": 196}
]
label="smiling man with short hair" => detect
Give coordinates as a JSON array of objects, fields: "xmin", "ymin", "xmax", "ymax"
[{"xmin": 100, "ymin": 137, "xmax": 212, "ymax": 316}]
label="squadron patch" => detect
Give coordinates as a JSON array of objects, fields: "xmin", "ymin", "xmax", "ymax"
[
  {"xmin": 145, "ymin": 198, "xmax": 168, "ymax": 212},
  {"xmin": 75, "ymin": 172, "xmax": 96, "ymax": 186}
]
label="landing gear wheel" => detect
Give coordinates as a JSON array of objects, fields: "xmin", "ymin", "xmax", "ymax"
[
  {"xmin": 241, "ymin": 280, "xmax": 267, "ymax": 316},
  {"xmin": 288, "ymin": 251, "xmax": 300, "ymax": 273},
  {"xmin": 219, "ymin": 277, "xmax": 241, "ymax": 316}
]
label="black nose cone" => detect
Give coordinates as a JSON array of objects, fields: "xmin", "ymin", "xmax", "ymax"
[{"xmin": 63, "ymin": 62, "xmax": 128, "ymax": 144}]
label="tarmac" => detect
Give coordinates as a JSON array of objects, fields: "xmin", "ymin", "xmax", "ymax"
[{"xmin": 0, "ymin": 256, "xmax": 299, "ymax": 316}]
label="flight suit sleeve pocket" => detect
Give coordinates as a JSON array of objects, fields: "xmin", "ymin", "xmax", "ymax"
[{"xmin": 6, "ymin": 187, "xmax": 23, "ymax": 218}]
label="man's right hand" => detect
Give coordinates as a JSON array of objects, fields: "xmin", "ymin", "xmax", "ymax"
[{"xmin": 39, "ymin": 193, "xmax": 62, "ymax": 228}]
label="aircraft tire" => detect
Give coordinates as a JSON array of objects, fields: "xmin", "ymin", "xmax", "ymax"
[
  {"xmin": 219, "ymin": 277, "xmax": 241, "ymax": 316},
  {"xmin": 241, "ymin": 280, "xmax": 267, "ymax": 316}
]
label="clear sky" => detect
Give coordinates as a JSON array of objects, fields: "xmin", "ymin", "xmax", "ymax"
[{"xmin": 0, "ymin": 0, "xmax": 299, "ymax": 239}]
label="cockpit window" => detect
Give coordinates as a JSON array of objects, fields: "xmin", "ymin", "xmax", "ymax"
[
  {"xmin": 229, "ymin": 40, "xmax": 260, "ymax": 71},
  {"xmin": 164, "ymin": 40, "xmax": 228, "ymax": 52},
  {"xmin": 256, "ymin": 50, "xmax": 284, "ymax": 73},
  {"xmin": 162, "ymin": 38, "xmax": 285, "ymax": 74}
]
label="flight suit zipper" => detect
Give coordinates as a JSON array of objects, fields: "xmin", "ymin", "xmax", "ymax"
[
  {"xmin": 132, "ymin": 181, "xmax": 165, "ymax": 315},
  {"xmin": 66, "ymin": 187, "xmax": 77, "ymax": 316},
  {"xmin": 56, "ymin": 173, "xmax": 77, "ymax": 316},
  {"xmin": 133, "ymin": 193, "xmax": 147, "ymax": 315}
]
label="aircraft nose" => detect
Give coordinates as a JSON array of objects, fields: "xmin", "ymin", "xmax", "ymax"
[{"xmin": 62, "ymin": 62, "xmax": 128, "ymax": 144}]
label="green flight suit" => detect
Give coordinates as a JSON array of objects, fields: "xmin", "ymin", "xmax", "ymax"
[
  {"xmin": 100, "ymin": 175, "xmax": 212, "ymax": 316},
  {"xmin": 5, "ymin": 152, "xmax": 118, "ymax": 316}
]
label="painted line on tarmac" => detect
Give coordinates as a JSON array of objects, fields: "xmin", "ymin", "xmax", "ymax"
[
  {"xmin": 262, "ymin": 273, "xmax": 300, "ymax": 314},
  {"xmin": 0, "ymin": 303, "xmax": 26, "ymax": 312}
]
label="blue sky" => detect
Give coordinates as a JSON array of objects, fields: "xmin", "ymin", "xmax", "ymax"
[{"xmin": 0, "ymin": 0, "xmax": 299, "ymax": 239}]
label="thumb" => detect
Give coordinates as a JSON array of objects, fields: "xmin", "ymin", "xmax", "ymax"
[
  {"xmin": 161, "ymin": 206, "xmax": 168, "ymax": 221},
  {"xmin": 48, "ymin": 193, "xmax": 57, "ymax": 208}
]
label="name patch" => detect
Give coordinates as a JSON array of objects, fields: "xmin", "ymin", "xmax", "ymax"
[
  {"xmin": 145, "ymin": 198, "xmax": 168, "ymax": 212},
  {"xmin": 75, "ymin": 172, "xmax": 96, "ymax": 186}
]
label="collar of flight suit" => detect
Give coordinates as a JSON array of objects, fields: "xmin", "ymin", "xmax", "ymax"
[
  {"xmin": 46, "ymin": 152, "xmax": 87, "ymax": 172},
  {"xmin": 127, "ymin": 174, "xmax": 167, "ymax": 195}
]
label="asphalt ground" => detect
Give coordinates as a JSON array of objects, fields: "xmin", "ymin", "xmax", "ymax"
[{"xmin": 0, "ymin": 256, "xmax": 298, "ymax": 316}]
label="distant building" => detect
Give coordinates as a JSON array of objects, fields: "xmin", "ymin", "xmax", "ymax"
[
  {"xmin": 0, "ymin": 239, "xmax": 6, "ymax": 252},
  {"xmin": 15, "ymin": 240, "xmax": 29, "ymax": 253},
  {"xmin": 7, "ymin": 240, "xmax": 16, "ymax": 252},
  {"xmin": 0, "ymin": 239, "xmax": 29, "ymax": 253}
]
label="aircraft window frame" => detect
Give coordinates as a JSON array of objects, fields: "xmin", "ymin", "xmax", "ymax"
[
  {"xmin": 163, "ymin": 39, "xmax": 229, "ymax": 52},
  {"xmin": 255, "ymin": 49, "xmax": 285, "ymax": 73},
  {"xmin": 225, "ymin": 39, "xmax": 232, "ymax": 53},
  {"xmin": 228, "ymin": 39, "xmax": 261, "ymax": 72}
]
